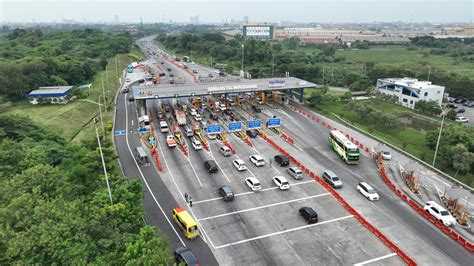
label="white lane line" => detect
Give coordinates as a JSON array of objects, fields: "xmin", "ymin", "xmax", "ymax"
[
  {"xmin": 155, "ymin": 127, "xmax": 213, "ymax": 246},
  {"xmin": 179, "ymin": 137, "xmax": 204, "ymax": 188},
  {"xmin": 193, "ymin": 180, "xmax": 315, "ymax": 205},
  {"xmin": 198, "ymin": 192, "xmax": 331, "ymax": 221},
  {"xmin": 419, "ymin": 170, "xmax": 452, "ymax": 187},
  {"xmin": 213, "ymin": 215, "xmax": 354, "ymax": 249},
  {"xmin": 353, "ymin": 253, "xmax": 398, "ymax": 266},
  {"xmin": 123, "ymin": 94, "xmax": 186, "ymax": 247}
]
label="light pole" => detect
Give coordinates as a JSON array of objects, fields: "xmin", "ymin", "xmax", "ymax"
[
  {"xmin": 432, "ymin": 110, "xmax": 446, "ymax": 166},
  {"xmin": 101, "ymin": 74, "xmax": 107, "ymax": 111},
  {"xmin": 241, "ymin": 44, "xmax": 245, "ymax": 77},
  {"xmin": 93, "ymin": 117, "xmax": 113, "ymax": 205},
  {"xmin": 98, "ymin": 93, "xmax": 105, "ymax": 133}
]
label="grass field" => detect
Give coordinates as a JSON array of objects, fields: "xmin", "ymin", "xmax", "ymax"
[
  {"xmin": 1, "ymin": 51, "xmax": 143, "ymax": 143},
  {"xmin": 338, "ymin": 47, "xmax": 474, "ymax": 77}
]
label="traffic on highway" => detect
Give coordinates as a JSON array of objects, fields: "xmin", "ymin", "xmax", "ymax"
[{"xmin": 112, "ymin": 36, "xmax": 474, "ymax": 265}]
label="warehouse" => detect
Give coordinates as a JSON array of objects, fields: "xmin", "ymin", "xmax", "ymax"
[{"xmin": 28, "ymin": 86, "xmax": 74, "ymax": 105}]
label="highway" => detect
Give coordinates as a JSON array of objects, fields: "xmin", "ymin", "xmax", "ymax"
[{"xmin": 112, "ymin": 36, "xmax": 474, "ymax": 265}]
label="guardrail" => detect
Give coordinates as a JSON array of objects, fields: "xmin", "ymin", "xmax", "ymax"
[{"xmin": 288, "ymin": 101, "xmax": 473, "ymax": 192}]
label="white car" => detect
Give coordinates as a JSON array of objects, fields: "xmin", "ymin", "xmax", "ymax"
[
  {"xmin": 126, "ymin": 77, "xmax": 131, "ymax": 82},
  {"xmin": 207, "ymin": 134, "xmax": 217, "ymax": 140},
  {"xmin": 455, "ymin": 116, "xmax": 469, "ymax": 123},
  {"xmin": 244, "ymin": 177, "xmax": 262, "ymax": 191},
  {"xmin": 272, "ymin": 176, "xmax": 290, "ymax": 190},
  {"xmin": 232, "ymin": 159, "xmax": 247, "ymax": 171},
  {"xmin": 424, "ymin": 201, "xmax": 457, "ymax": 226},
  {"xmin": 190, "ymin": 109, "xmax": 197, "ymax": 116},
  {"xmin": 249, "ymin": 155, "xmax": 265, "ymax": 167},
  {"xmin": 381, "ymin": 151, "xmax": 392, "ymax": 160},
  {"xmin": 191, "ymin": 139, "xmax": 202, "ymax": 150},
  {"xmin": 194, "ymin": 114, "xmax": 202, "ymax": 121},
  {"xmin": 357, "ymin": 182, "xmax": 379, "ymax": 201}
]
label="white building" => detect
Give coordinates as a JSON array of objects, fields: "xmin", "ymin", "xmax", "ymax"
[{"xmin": 376, "ymin": 78, "xmax": 445, "ymax": 109}]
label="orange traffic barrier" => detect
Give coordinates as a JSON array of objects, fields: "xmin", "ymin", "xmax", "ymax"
[{"xmin": 365, "ymin": 147, "xmax": 369, "ymax": 153}]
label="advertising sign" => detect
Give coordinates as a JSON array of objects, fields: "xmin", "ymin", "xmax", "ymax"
[
  {"xmin": 207, "ymin": 124, "xmax": 221, "ymax": 134},
  {"xmin": 267, "ymin": 118, "xmax": 281, "ymax": 128},
  {"xmin": 268, "ymin": 79, "xmax": 286, "ymax": 88},
  {"xmin": 243, "ymin": 25, "xmax": 274, "ymax": 40},
  {"xmin": 248, "ymin": 120, "xmax": 261, "ymax": 129},
  {"xmin": 228, "ymin": 122, "xmax": 242, "ymax": 132}
]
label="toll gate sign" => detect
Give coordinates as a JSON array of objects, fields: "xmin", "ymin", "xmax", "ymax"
[
  {"xmin": 207, "ymin": 124, "xmax": 221, "ymax": 134},
  {"xmin": 267, "ymin": 118, "xmax": 281, "ymax": 128},
  {"xmin": 228, "ymin": 122, "xmax": 242, "ymax": 132},
  {"xmin": 248, "ymin": 120, "xmax": 261, "ymax": 129}
]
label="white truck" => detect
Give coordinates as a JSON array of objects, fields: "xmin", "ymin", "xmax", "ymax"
[
  {"xmin": 175, "ymin": 110, "xmax": 187, "ymax": 126},
  {"xmin": 166, "ymin": 135, "xmax": 177, "ymax": 148}
]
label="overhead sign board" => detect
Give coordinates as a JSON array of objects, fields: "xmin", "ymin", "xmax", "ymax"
[
  {"xmin": 138, "ymin": 127, "xmax": 150, "ymax": 132},
  {"xmin": 114, "ymin": 130, "xmax": 126, "ymax": 135},
  {"xmin": 248, "ymin": 120, "xmax": 261, "ymax": 129},
  {"xmin": 267, "ymin": 118, "xmax": 281, "ymax": 128},
  {"xmin": 207, "ymin": 124, "xmax": 221, "ymax": 134},
  {"xmin": 268, "ymin": 79, "xmax": 286, "ymax": 88},
  {"xmin": 228, "ymin": 122, "xmax": 242, "ymax": 132}
]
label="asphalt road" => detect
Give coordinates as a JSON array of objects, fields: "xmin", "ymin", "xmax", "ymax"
[
  {"xmin": 113, "ymin": 67, "xmax": 218, "ymax": 265},
  {"xmin": 267, "ymin": 102, "xmax": 474, "ymax": 265},
  {"xmin": 113, "ymin": 36, "xmax": 474, "ymax": 265}
]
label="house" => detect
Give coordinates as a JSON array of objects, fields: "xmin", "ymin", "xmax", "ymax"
[{"xmin": 28, "ymin": 86, "xmax": 74, "ymax": 105}]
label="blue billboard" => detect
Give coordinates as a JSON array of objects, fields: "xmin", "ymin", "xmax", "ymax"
[
  {"xmin": 207, "ymin": 124, "xmax": 221, "ymax": 134},
  {"xmin": 228, "ymin": 122, "xmax": 242, "ymax": 132},
  {"xmin": 267, "ymin": 118, "xmax": 281, "ymax": 128},
  {"xmin": 248, "ymin": 120, "xmax": 261, "ymax": 129}
]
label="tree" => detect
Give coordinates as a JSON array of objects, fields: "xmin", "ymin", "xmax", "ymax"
[
  {"xmin": 414, "ymin": 100, "xmax": 442, "ymax": 116},
  {"xmin": 446, "ymin": 109, "xmax": 457, "ymax": 121},
  {"xmin": 322, "ymin": 46, "xmax": 337, "ymax": 58},
  {"xmin": 451, "ymin": 144, "xmax": 474, "ymax": 176},
  {"xmin": 122, "ymin": 226, "xmax": 172, "ymax": 265},
  {"xmin": 340, "ymin": 92, "xmax": 352, "ymax": 102}
]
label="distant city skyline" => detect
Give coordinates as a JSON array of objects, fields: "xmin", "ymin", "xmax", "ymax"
[{"xmin": 1, "ymin": 1, "xmax": 472, "ymax": 24}]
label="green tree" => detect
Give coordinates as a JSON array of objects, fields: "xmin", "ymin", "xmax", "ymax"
[
  {"xmin": 451, "ymin": 144, "xmax": 474, "ymax": 176},
  {"xmin": 446, "ymin": 109, "xmax": 457, "ymax": 121},
  {"xmin": 122, "ymin": 226, "xmax": 172, "ymax": 265}
]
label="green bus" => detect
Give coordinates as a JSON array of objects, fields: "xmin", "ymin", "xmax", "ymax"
[{"xmin": 328, "ymin": 130, "xmax": 360, "ymax": 164}]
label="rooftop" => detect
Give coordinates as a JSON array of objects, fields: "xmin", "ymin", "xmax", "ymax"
[
  {"xmin": 379, "ymin": 78, "xmax": 444, "ymax": 90},
  {"xmin": 28, "ymin": 86, "xmax": 74, "ymax": 97}
]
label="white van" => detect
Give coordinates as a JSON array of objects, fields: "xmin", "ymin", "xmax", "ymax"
[
  {"xmin": 185, "ymin": 127, "xmax": 194, "ymax": 137},
  {"xmin": 192, "ymin": 139, "xmax": 203, "ymax": 150},
  {"xmin": 159, "ymin": 120, "xmax": 169, "ymax": 133}
]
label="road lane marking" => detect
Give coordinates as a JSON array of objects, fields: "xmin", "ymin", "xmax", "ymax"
[
  {"xmin": 193, "ymin": 180, "xmax": 315, "ymax": 205},
  {"xmin": 123, "ymin": 94, "xmax": 186, "ymax": 247},
  {"xmin": 197, "ymin": 192, "xmax": 331, "ymax": 221},
  {"xmin": 353, "ymin": 253, "xmax": 397, "ymax": 265},
  {"xmin": 212, "ymin": 215, "xmax": 354, "ymax": 249}
]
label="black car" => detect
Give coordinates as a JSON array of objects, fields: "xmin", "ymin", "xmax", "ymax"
[
  {"xmin": 169, "ymin": 73, "xmax": 174, "ymax": 77},
  {"xmin": 447, "ymin": 103, "xmax": 458, "ymax": 109},
  {"xmin": 454, "ymin": 98, "xmax": 467, "ymax": 104},
  {"xmin": 456, "ymin": 108, "xmax": 466, "ymax": 113},
  {"xmin": 219, "ymin": 186, "xmax": 235, "ymax": 202},
  {"xmin": 299, "ymin": 207, "xmax": 318, "ymax": 224},
  {"xmin": 274, "ymin": 154, "xmax": 289, "ymax": 166},
  {"xmin": 246, "ymin": 129, "xmax": 258, "ymax": 138},
  {"xmin": 167, "ymin": 68, "xmax": 172, "ymax": 71},
  {"xmin": 159, "ymin": 72, "xmax": 166, "ymax": 77},
  {"xmin": 128, "ymin": 95, "xmax": 134, "ymax": 102},
  {"xmin": 122, "ymin": 86, "xmax": 129, "ymax": 93},
  {"xmin": 204, "ymin": 160, "xmax": 218, "ymax": 173},
  {"xmin": 252, "ymin": 104, "xmax": 262, "ymax": 113},
  {"xmin": 174, "ymin": 246, "xmax": 199, "ymax": 266},
  {"xmin": 138, "ymin": 79, "xmax": 145, "ymax": 83}
]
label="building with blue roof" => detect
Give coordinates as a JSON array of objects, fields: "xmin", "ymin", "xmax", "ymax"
[{"xmin": 28, "ymin": 86, "xmax": 74, "ymax": 105}]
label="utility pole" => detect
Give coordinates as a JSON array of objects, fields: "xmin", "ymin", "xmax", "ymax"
[
  {"xmin": 98, "ymin": 94, "xmax": 105, "ymax": 133},
  {"xmin": 101, "ymin": 75, "xmax": 107, "ymax": 110},
  {"xmin": 427, "ymin": 65, "xmax": 431, "ymax": 81},
  {"xmin": 105, "ymin": 65, "xmax": 110, "ymax": 94},
  {"xmin": 93, "ymin": 117, "xmax": 113, "ymax": 205},
  {"xmin": 432, "ymin": 111, "xmax": 445, "ymax": 166}
]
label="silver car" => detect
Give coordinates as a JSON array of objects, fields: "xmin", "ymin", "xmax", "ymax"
[
  {"xmin": 287, "ymin": 167, "xmax": 303, "ymax": 180},
  {"xmin": 322, "ymin": 170, "xmax": 343, "ymax": 188}
]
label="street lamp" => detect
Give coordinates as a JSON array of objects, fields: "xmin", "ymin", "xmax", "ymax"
[
  {"xmin": 93, "ymin": 117, "xmax": 113, "ymax": 205},
  {"xmin": 98, "ymin": 93, "xmax": 105, "ymax": 133},
  {"xmin": 432, "ymin": 109, "xmax": 446, "ymax": 166},
  {"xmin": 241, "ymin": 44, "xmax": 245, "ymax": 77}
]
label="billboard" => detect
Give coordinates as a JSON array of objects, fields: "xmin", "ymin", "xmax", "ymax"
[{"xmin": 243, "ymin": 25, "xmax": 274, "ymax": 40}]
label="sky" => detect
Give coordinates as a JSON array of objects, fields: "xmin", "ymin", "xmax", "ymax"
[{"xmin": 0, "ymin": 0, "xmax": 472, "ymax": 24}]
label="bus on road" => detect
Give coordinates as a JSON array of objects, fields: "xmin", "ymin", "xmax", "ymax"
[
  {"xmin": 172, "ymin": 207, "xmax": 199, "ymax": 239},
  {"xmin": 328, "ymin": 130, "xmax": 360, "ymax": 164},
  {"xmin": 127, "ymin": 65, "xmax": 133, "ymax": 73}
]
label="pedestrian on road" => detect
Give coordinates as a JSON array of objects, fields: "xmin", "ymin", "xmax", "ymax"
[
  {"xmin": 189, "ymin": 196, "xmax": 193, "ymax": 207},
  {"xmin": 269, "ymin": 159, "xmax": 272, "ymax": 167},
  {"xmin": 184, "ymin": 193, "xmax": 189, "ymax": 203}
]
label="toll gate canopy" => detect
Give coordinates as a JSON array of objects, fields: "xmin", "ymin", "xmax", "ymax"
[{"xmin": 131, "ymin": 77, "xmax": 317, "ymax": 100}]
